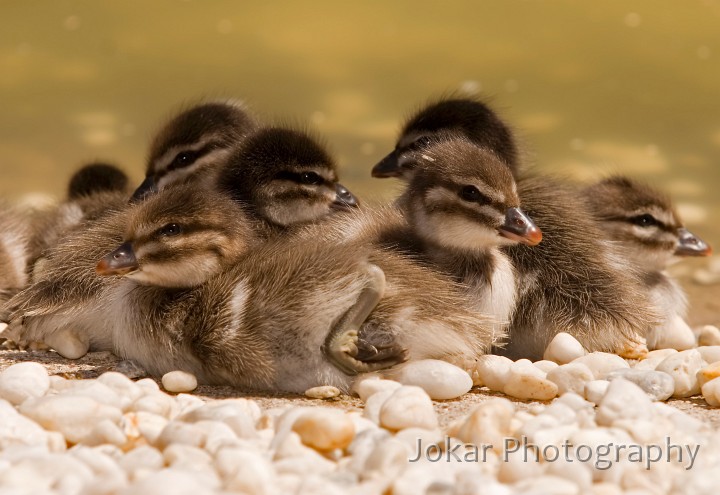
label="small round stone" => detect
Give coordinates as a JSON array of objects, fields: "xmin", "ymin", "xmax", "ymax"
[
  {"xmin": 379, "ymin": 386, "xmax": 438, "ymax": 431},
  {"xmin": 161, "ymin": 371, "xmax": 198, "ymax": 393},
  {"xmin": 655, "ymin": 349, "xmax": 706, "ymax": 398},
  {"xmin": 292, "ymin": 408, "xmax": 355, "ymax": 451},
  {"xmin": 304, "ymin": 385, "xmax": 341, "ymax": 399},
  {"xmin": 698, "ymin": 346, "xmax": 720, "ymax": 365},
  {"xmin": 701, "ymin": 377, "xmax": 720, "ymax": 407},
  {"xmin": 546, "ymin": 363, "xmax": 594, "ymax": 396},
  {"xmin": 583, "ymin": 380, "xmax": 610, "ymax": 404},
  {"xmin": 596, "ymin": 378, "xmax": 655, "ymax": 425},
  {"xmin": 649, "ymin": 314, "xmax": 697, "ymax": 351},
  {"xmin": 697, "ymin": 325, "xmax": 720, "ymax": 347},
  {"xmin": 385, "ymin": 359, "xmax": 472, "ymax": 400},
  {"xmin": 571, "ymin": 352, "xmax": 629, "ymax": 379},
  {"xmin": 504, "ymin": 361, "xmax": 558, "ymax": 401},
  {"xmin": 605, "ymin": 368, "xmax": 675, "ymax": 401},
  {"xmin": 0, "ymin": 362, "xmax": 50, "ymax": 405},
  {"xmin": 543, "ymin": 332, "xmax": 587, "ymax": 364},
  {"xmin": 474, "ymin": 355, "xmax": 513, "ymax": 392}
]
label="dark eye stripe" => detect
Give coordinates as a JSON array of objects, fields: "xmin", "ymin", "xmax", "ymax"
[
  {"xmin": 606, "ymin": 215, "xmax": 675, "ymax": 234},
  {"xmin": 157, "ymin": 142, "xmax": 224, "ymax": 178},
  {"xmin": 273, "ymin": 170, "xmax": 327, "ymax": 185}
]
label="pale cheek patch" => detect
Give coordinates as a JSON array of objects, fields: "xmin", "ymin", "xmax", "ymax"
[
  {"xmin": 129, "ymin": 255, "xmax": 220, "ymax": 288},
  {"xmin": 413, "ymin": 204, "xmax": 503, "ymax": 251},
  {"xmin": 262, "ymin": 197, "xmax": 332, "ymax": 226}
]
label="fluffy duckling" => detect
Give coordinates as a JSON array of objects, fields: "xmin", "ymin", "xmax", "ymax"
[
  {"xmin": 218, "ymin": 126, "xmax": 357, "ymax": 235},
  {"xmin": 373, "ymin": 95, "xmax": 520, "ymax": 180},
  {"xmin": 29, "ymin": 163, "xmax": 131, "ymax": 270},
  {"xmin": 3, "ymin": 126, "xmax": 359, "ymax": 360},
  {"xmin": 9, "ymin": 183, "xmax": 493, "ymax": 391},
  {"xmin": 1, "ymin": 101, "xmax": 255, "ymax": 344},
  {"xmin": 132, "ymin": 100, "xmax": 257, "ymax": 200},
  {"xmin": 390, "ymin": 138, "xmax": 657, "ymax": 360},
  {"xmin": 584, "ymin": 176, "xmax": 711, "ymax": 349},
  {"xmin": 0, "ymin": 202, "xmax": 34, "ymax": 314}
]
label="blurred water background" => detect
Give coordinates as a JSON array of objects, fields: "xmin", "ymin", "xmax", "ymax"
[{"xmin": 1, "ymin": 0, "xmax": 718, "ymax": 248}]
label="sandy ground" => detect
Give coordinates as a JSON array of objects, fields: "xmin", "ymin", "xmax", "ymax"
[{"xmin": 2, "ymin": 273, "xmax": 719, "ymax": 429}]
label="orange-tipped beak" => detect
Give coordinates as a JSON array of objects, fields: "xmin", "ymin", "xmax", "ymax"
[
  {"xmin": 96, "ymin": 242, "xmax": 139, "ymax": 276},
  {"xmin": 498, "ymin": 207, "xmax": 542, "ymax": 246},
  {"xmin": 675, "ymin": 228, "xmax": 712, "ymax": 257}
]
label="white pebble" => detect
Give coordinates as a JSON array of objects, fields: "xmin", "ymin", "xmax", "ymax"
[
  {"xmin": 546, "ymin": 363, "xmax": 594, "ymax": 396},
  {"xmin": 118, "ymin": 468, "xmax": 219, "ymax": 495},
  {"xmin": 583, "ymin": 380, "xmax": 610, "ymax": 404},
  {"xmin": 596, "ymin": 378, "xmax": 655, "ymax": 425},
  {"xmin": 292, "ymin": 408, "xmax": 355, "ymax": 451},
  {"xmin": 304, "ymin": 385, "xmax": 341, "ymax": 399},
  {"xmin": 698, "ymin": 362, "xmax": 720, "ymax": 387},
  {"xmin": 450, "ymin": 398, "xmax": 514, "ymax": 450},
  {"xmin": 571, "ymin": 352, "xmax": 629, "ymax": 379},
  {"xmin": 701, "ymin": 377, "xmax": 720, "ymax": 407},
  {"xmin": 649, "ymin": 314, "xmax": 697, "ymax": 351},
  {"xmin": 161, "ymin": 371, "xmax": 198, "ymax": 393},
  {"xmin": 19, "ymin": 395, "xmax": 122, "ymax": 444},
  {"xmin": 385, "ymin": 359, "xmax": 472, "ymax": 400},
  {"xmin": 154, "ymin": 421, "xmax": 207, "ymax": 450},
  {"xmin": 352, "ymin": 375, "xmax": 401, "ymax": 402},
  {"xmin": 543, "ymin": 332, "xmax": 587, "ymax": 364},
  {"xmin": 0, "ymin": 362, "xmax": 50, "ymax": 405},
  {"xmin": 605, "ymin": 368, "xmax": 675, "ymax": 401},
  {"xmin": 655, "ymin": 349, "xmax": 706, "ymax": 397},
  {"xmin": 534, "ymin": 360, "xmax": 560, "ymax": 373},
  {"xmin": 474, "ymin": 355, "xmax": 513, "ymax": 391},
  {"xmin": 215, "ymin": 447, "xmax": 276, "ymax": 494},
  {"xmin": 0, "ymin": 399, "xmax": 56, "ymax": 450},
  {"xmin": 379, "ymin": 386, "xmax": 438, "ymax": 431},
  {"xmin": 119, "ymin": 445, "xmax": 164, "ymax": 478},
  {"xmin": 504, "ymin": 360, "xmax": 558, "ymax": 401},
  {"xmin": 697, "ymin": 325, "xmax": 720, "ymax": 347},
  {"xmin": 698, "ymin": 346, "xmax": 720, "ymax": 365}
]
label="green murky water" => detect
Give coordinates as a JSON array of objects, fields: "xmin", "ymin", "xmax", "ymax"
[{"xmin": 1, "ymin": 0, "xmax": 719, "ymax": 247}]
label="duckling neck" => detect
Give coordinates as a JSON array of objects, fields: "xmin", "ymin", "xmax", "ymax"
[{"xmin": 423, "ymin": 241, "xmax": 517, "ymax": 328}]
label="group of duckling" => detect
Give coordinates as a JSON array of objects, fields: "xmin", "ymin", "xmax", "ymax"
[{"xmin": 0, "ymin": 95, "xmax": 712, "ymax": 394}]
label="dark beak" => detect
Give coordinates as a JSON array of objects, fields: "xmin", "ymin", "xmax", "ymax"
[
  {"xmin": 371, "ymin": 150, "xmax": 401, "ymax": 178},
  {"xmin": 96, "ymin": 242, "xmax": 139, "ymax": 276},
  {"xmin": 675, "ymin": 228, "xmax": 712, "ymax": 257},
  {"xmin": 130, "ymin": 176, "xmax": 157, "ymax": 203},
  {"xmin": 498, "ymin": 207, "xmax": 543, "ymax": 246},
  {"xmin": 332, "ymin": 183, "xmax": 359, "ymax": 210}
]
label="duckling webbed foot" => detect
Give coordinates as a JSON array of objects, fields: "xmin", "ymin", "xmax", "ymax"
[{"xmin": 323, "ymin": 264, "xmax": 405, "ymax": 375}]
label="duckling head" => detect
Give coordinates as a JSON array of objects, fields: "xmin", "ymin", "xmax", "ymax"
[
  {"xmin": 585, "ymin": 176, "xmax": 711, "ymax": 271},
  {"xmin": 373, "ymin": 96, "xmax": 519, "ymax": 181},
  {"xmin": 67, "ymin": 162, "xmax": 130, "ymax": 200},
  {"xmin": 217, "ymin": 127, "xmax": 358, "ymax": 228},
  {"xmin": 404, "ymin": 137, "xmax": 541, "ymax": 252},
  {"xmin": 132, "ymin": 100, "xmax": 256, "ymax": 201},
  {"xmin": 97, "ymin": 184, "xmax": 256, "ymax": 287}
]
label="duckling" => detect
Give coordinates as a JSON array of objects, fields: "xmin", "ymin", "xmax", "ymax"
[
  {"xmin": 29, "ymin": 163, "xmax": 131, "ymax": 271},
  {"xmin": 3, "ymin": 124, "xmax": 359, "ymax": 360},
  {"xmin": 584, "ymin": 176, "xmax": 711, "ymax": 349},
  {"xmin": 217, "ymin": 126, "xmax": 357, "ymax": 236},
  {"xmin": 1, "ymin": 101, "xmax": 255, "ymax": 347},
  {"xmin": 0, "ymin": 201, "xmax": 34, "ymax": 315},
  {"xmin": 372, "ymin": 95, "xmax": 520, "ymax": 180},
  {"xmin": 132, "ymin": 100, "xmax": 257, "ymax": 200},
  {"xmin": 390, "ymin": 137, "xmax": 657, "ymax": 360}
]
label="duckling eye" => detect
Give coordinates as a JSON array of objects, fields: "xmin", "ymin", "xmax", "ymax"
[
  {"xmin": 169, "ymin": 151, "xmax": 199, "ymax": 170},
  {"xmin": 411, "ymin": 136, "xmax": 433, "ymax": 149},
  {"xmin": 630, "ymin": 214, "xmax": 659, "ymax": 228},
  {"xmin": 460, "ymin": 185, "xmax": 485, "ymax": 203},
  {"xmin": 158, "ymin": 223, "xmax": 182, "ymax": 236},
  {"xmin": 299, "ymin": 172, "xmax": 323, "ymax": 185}
]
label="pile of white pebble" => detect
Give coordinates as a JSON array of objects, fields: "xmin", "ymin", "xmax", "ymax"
[{"xmin": 1, "ymin": 329, "xmax": 720, "ymax": 494}]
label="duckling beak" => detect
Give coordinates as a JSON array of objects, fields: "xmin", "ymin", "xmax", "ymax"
[
  {"xmin": 130, "ymin": 176, "xmax": 157, "ymax": 203},
  {"xmin": 96, "ymin": 242, "xmax": 139, "ymax": 276},
  {"xmin": 332, "ymin": 183, "xmax": 359, "ymax": 209},
  {"xmin": 675, "ymin": 228, "xmax": 712, "ymax": 256},
  {"xmin": 498, "ymin": 207, "xmax": 543, "ymax": 246},
  {"xmin": 371, "ymin": 150, "xmax": 401, "ymax": 178}
]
